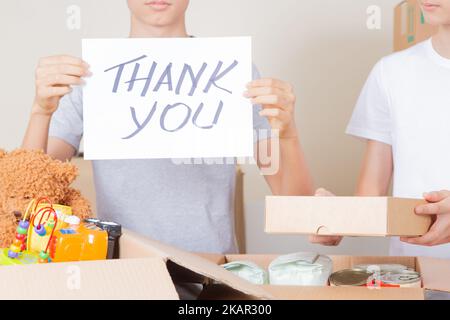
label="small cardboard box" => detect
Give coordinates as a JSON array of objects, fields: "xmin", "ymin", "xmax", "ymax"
[
  {"xmin": 394, "ymin": 0, "xmax": 438, "ymax": 51},
  {"xmin": 1, "ymin": 230, "xmax": 449, "ymax": 300},
  {"xmin": 265, "ymin": 196, "xmax": 432, "ymax": 237}
]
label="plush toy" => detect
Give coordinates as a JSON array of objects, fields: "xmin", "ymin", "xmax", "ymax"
[{"xmin": 0, "ymin": 149, "xmax": 91, "ymax": 248}]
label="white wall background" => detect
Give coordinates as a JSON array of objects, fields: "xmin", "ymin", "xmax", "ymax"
[{"xmin": 0, "ymin": 0, "xmax": 400, "ymax": 255}]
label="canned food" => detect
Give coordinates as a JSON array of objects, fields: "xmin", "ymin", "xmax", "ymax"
[
  {"xmin": 329, "ymin": 269, "xmax": 372, "ymax": 287},
  {"xmin": 353, "ymin": 264, "xmax": 408, "ymax": 274},
  {"xmin": 379, "ymin": 270, "xmax": 421, "ymax": 288}
]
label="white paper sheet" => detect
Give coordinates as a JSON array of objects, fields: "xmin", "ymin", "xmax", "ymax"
[{"xmin": 82, "ymin": 37, "xmax": 253, "ymax": 160}]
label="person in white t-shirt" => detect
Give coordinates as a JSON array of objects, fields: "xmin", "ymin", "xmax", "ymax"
[{"xmin": 310, "ymin": 0, "xmax": 450, "ymax": 259}]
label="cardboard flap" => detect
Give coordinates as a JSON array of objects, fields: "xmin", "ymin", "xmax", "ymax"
[
  {"xmin": 120, "ymin": 230, "xmax": 273, "ymax": 299},
  {"xmin": 120, "ymin": 230, "xmax": 174, "ymax": 260},
  {"xmin": 417, "ymin": 257, "xmax": 450, "ymax": 292},
  {"xmin": 0, "ymin": 258, "xmax": 178, "ymax": 300}
]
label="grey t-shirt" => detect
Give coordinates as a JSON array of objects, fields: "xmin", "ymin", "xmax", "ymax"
[{"xmin": 49, "ymin": 67, "xmax": 271, "ymax": 254}]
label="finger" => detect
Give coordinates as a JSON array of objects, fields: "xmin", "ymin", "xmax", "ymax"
[
  {"xmin": 415, "ymin": 202, "xmax": 448, "ymax": 215},
  {"xmin": 259, "ymin": 108, "xmax": 291, "ymax": 125},
  {"xmin": 309, "ymin": 235, "xmax": 341, "ymax": 245},
  {"xmin": 39, "ymin": 55, "xmax": 88, "ymax": 67},
  {"xmin": 247, "ymin": 78, "xmax": 293, "ymax": 92},
  {"xmin": 36, "ymin": 64, "xmax": 90, "ymax": 78},
  {"xmin": 39, "ymin": 74, "xmax": 85, "ymax": 87},
  {"xmin": 423, "ymin": 190, "xmax": 450, "ymax": 203},
  {"xmin": 244, "ymin": 86, "xmax": 286, "ymax": 99},
  {"xmin": 401, "ymin": 227, "xmax": 440, "ymax": 246},
  {"xmin": 37, "ymin": 86, "xmax": 72, "ymax": 99},
  {"xmin": 250, "ymin": 94, "xmax": 294, "ymax": 107},
  {"xmin": 315, "ymin": 188, "xmax": 335, "ymax": 197}
]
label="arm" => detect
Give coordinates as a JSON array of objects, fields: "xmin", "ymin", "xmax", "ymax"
[
  {"xmin": 310, "ymin": 140, "xmax": 393, "ymax": 246},
  {"xmin": 246, "ymin": 78, "xmax": 314, "ymax": 196},
  {"xmin": 23, "ymin": 112, "xmax": 76, "ymax": 161},
  {"xmin": 22, "ymin": 55, "xmax": 89, "ymax": 161},
  {"xmin": 355, "ymin": 140, "xmax": 393, "ymax": 196},
  {"xmin": 256, "ymin": 136, "xmax": 313, "ymax": 196}
]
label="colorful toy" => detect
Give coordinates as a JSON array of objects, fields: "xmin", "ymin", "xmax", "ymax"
[
  {"xmin": 27, "ymin": 203, "xmax": 73, "ymax": 254},
  {"xmin": 0, "ymin": 149, "xmax": 92, "ymax": 248},
  {"xmin": 0, "ymin": 197, "xmax": 110, "ymax": 266},
  {"xmin": 5, "ymin": 198, "xmax": 59, "ymax": 264}
]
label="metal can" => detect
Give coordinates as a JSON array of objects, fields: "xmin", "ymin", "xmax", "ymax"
[
  {"xmin": 353, "ymin": 264, "xmax": 408, "ymax": 274},
  {"xmin": 329, "ymin": 269, "xmax": 373, "ymax": 287},
  {"xmin": 379, "ymin": 270, "xmax": 421, "ymax": 288}
]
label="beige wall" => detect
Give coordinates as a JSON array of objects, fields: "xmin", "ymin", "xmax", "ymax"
[{"xmin": 0, "ymin": 0, "xmax": 399, "ymax": 255}]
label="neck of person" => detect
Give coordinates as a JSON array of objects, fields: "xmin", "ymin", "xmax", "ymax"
[
  {"xmin": 129, "ymin": 15, "xmax": 189, "ymax": 38},
  {"xmin": 432, "ymin": 24, "xmax": 450, "ymax": 59}
]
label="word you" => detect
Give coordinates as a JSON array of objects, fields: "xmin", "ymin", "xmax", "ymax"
[{"xmin": 104, "ymin": 55, "xmax": 239, "ymax": 139}]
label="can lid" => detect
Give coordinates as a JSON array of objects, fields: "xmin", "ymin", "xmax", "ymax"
[
  {"xmin": 329, "ymin": 269, "xmax": 372, "ymax": 287},
  {"xmin": 380, "ymin": 270, "xmax": 421, "ymax": 284},
  {"xmin": 353, "ymin": 264, "xmax": 408, "ymax": 274}
]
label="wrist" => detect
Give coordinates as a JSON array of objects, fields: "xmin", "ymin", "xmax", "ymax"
[
  {"xmin": 279, "ymin": 122, "xmax": 298, "ymax": 140},
  {"xmin": 31, "ymin": 101, "xmax": 53, "ymax": 117}
]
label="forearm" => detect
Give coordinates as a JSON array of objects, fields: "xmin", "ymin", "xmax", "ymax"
[
  {"xmin": 266, "ymin": 136, "xmax": 314, "ymax": 196},
  {"xmin": 22, "ymin": 104, "xmax": 52, "ymax": 152},
  {"xmin": 355, "ymin": 140, "xmax": 393, "ymax": 196}
]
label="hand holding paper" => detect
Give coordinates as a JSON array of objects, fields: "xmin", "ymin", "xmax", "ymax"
[
  {"xmin": 33, "ymin": 55, "xmax": 90, "ymax": 116},
  {"xmin": 244, "ymin": 78, "xmax": 297, "ymax": 139},
  {"xmin": 401, "ymin": 190, "xmax": 450, "ymax": 246}
]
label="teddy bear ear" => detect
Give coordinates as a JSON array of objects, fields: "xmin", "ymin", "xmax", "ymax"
[{"xmin": 0, "ymin": 149, "xmax": 6, "ymax": 158}]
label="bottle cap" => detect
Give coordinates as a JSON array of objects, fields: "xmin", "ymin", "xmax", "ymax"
[
  {"xmin": 97, "ymin": 221, "xmax": 122, "ymax": 238},
  {"xmin": 64, "ymin": 215, "xmax": 80, "ymax": 226}
]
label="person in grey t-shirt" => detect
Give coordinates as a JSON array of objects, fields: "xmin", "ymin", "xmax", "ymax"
[{"xmin": 22, "ymin": 0, "xmax": 313, "ymax": 253}]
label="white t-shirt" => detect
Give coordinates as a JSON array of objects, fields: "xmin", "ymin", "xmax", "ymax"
[{"xmin": 346, "ymin": 39, "xmax": 450, "ymax": 259}]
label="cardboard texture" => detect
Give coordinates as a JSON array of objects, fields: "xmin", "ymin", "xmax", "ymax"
[
  {"xmin": 197, "ymin": 284, "xmax": 421, "ymax": 300},
  {"xmin": 0, "ymin": 258, "xmax": 178, "ymax": 300},
  {"xmin": 1, "ymin": 230, "xmax": 449, "ymax": 300},
  {"xmin": 265, "ymin": 196, "xmax": 431, "ymax": 237},
  {"xmin": 394, "ymin": 0, "xmax": 437, "ymax": 51}
]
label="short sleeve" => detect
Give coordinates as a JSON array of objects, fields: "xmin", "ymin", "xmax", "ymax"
[
  {"xmin": 48, "ymin": 86, "xmax": 84, "ymax": 151},
  {"xmin": 251, "ymin": 65, "xmax": 272, "ymax": 142},
  {"xmin": 346, "ymin": 59, "xmax": 392, "ymax": 145}
]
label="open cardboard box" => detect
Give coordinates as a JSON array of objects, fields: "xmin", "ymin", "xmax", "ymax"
[
  {"xmin": 265, "ymin": 197, "xmax": 432, "ymax": 237},
  {"xmin": 2, "ymin": 229, "xmax": 448, "ymax": 300},
  {"xmin": 112, "ymin": 231, "xmax": 450, "ymax": 300}
]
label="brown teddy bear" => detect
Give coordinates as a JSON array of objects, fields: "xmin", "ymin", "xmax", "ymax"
[{"xmin": 0, "ymin": 149, "xmax": 91, "ymax": 248}]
